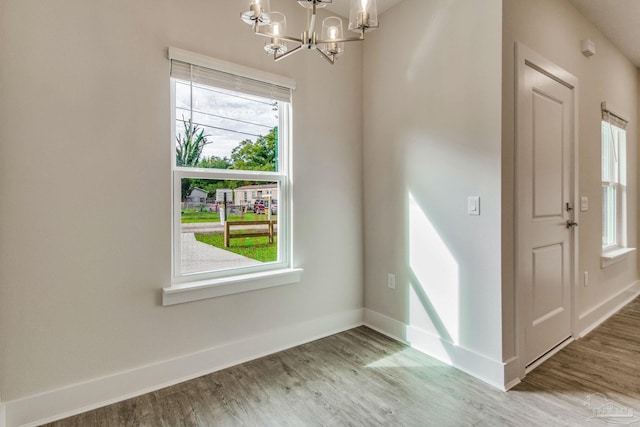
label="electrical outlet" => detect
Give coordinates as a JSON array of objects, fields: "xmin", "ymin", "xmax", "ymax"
[{"xmin": 387, "ymin": 273, "xmax": 396, "ymax": 289}]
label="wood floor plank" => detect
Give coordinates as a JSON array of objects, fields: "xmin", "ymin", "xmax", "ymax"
[{"xmin": 42, "ymin": 297, "xmax": 640, "ymax": 426}]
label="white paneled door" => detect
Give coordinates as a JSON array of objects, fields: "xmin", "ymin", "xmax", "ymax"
[{"xmin": 516, "ymin": 44, "xmax": 577, "ymax": 369}]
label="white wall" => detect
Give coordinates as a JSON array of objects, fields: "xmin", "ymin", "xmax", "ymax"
[
  {"xmin": 502, "ymin": 0, "xmax": 639, "ymax": 364},
  {"xmin": 0, "ymin": 0, "xmax": 364, "ymax": 423},
  {"xmin": 2, "ymin": 0, "xmax": 638, "ymax": 422},
  {"xmin": 362, "ymin": 0, "xmax": 505, "ymax": 386}
]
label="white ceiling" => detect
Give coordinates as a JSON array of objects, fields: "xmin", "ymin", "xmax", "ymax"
[
  {"xmin": 326, "ymin": 0, "xmax": 640, "ymax": 68},
  {"xmin": 569, "ymin": 0, "xmax": 640, "ymax": 67}
]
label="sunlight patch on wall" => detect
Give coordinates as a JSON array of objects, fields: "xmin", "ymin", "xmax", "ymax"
[
  {"xmin": 406, "ymin": 0, "xmax": 453, "ymax": 82},
  {"xmin": 408, "ymin": 193, "xmax": 460, "ymax": 344}
]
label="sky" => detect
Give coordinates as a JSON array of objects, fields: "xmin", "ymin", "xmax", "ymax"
[{"xmin": 175, "ymin": 80, "xmax": 279, "ymax": 160}]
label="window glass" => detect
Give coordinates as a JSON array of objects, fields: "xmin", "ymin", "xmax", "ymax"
[
  {"xmin": 175, "ymin": 81, "xmax": 279, "ymax": 170},
  {"xmin": 171, "ymin": 62, "xmax": 290, "ymax": 282},
  {"xmin": 601, "ymin": 120, "xmax": 625, "ymax": 249}
]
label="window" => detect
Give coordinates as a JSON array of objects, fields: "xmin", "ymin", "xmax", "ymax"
[
  {"xmin": 164, "ymin": 48, "xmax": 300, "ymax": 303},
  {"xmin": 601, "ymin": 103, "xmax": 634, "ymax": 267},
  {"xmin": 601, "ymin": 118, "xmax": 622, "ymax": 248}
]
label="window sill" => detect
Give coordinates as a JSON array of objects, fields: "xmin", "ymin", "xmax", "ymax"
[
  {"xmin": 163, "ymin": 268, "xmax": 303, "ymax": 306},
  {"xmin": 601, "ymin": 247, "xmax": 636, "ymax": 268}
]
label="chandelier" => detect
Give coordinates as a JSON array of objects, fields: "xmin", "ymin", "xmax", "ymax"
[{"xmin": 241, "ymin": 0, "xmax": 379, "ymax": 64}]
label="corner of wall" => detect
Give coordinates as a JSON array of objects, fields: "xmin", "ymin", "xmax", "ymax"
[
  {"xmin": 577, "ymin": 280, "xmax": 640, "ymax": 337},
  {"xmin": 364, "ymin": 308, "xmax": 508, "ymax": 391},
  {"xmin": 502, "ymin": 356, "xmax": 521, "ymax": 390}
]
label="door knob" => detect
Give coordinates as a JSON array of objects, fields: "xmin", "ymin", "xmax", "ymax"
[{"xmin": 566, "ymin": 220, "xmax": 578, "ymax": 229}]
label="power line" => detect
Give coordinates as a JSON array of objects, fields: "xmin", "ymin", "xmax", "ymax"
[
  {"xmin": 176, "ymin": 119, "xmax": 266, "ymax": 139},
  {"xmin": 176, "ymin": 106, "xmax": 273, "ymax": 130}
]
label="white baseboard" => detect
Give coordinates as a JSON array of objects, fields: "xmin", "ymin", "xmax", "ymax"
[
  {"xmin": 502, "ymin": 356, "xmax": 520, "ymax": 390},
  {"xmin": 504, "ymin": 377, "xmax": 521, "ymax": 391},
  {"xmin": 4, "ymin": 308, "xmax": 364, "ymax": 427},
  {"xmin": 577, "ymin": 280, "xmax": 640, "ymax": 338},
  {"xmin": 9, "ymin": 285, "xmax": 637, "ymax": 427},
  {"xmin": 363, "ymin": 308, "xmax": 507, "ymax": 390},
  {"xmin": 502, "ymin": 280, "xmax": 640, "ymax": 389}
]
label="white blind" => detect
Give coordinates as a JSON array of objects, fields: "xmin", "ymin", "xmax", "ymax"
[
  {"xmin": 171, "ymin": 59, "xmax": 292, "ymax": 103},
  {"xmin": 601, "ymin": 102, "xmax": 628, "ymax": 129},
  {"xmin": 601, "ymin": 121, "xmax": 618, "ymax": 183}
]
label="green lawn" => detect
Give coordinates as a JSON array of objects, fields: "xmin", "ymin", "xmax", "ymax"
[{"xmin": 195, "ymin": 233, "xmax": 277, "ymax": 263}]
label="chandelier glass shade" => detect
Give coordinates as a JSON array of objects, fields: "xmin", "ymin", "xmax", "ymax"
[
  {"xmin": 241, "ymin": 0, "xmax": 271, "ymax": 25},
  {"xmin": 348, "ymin": 0, "xmax": 377, "ymax": 31},
  {"xmin": 320, "ymin": 16, "xmax": 344, "ymax": 56},
  {"xmin": 240, "ymin": 0, "xmax": 378, "ymax": 64},
  {"xmin": 263, "ymin": 12, "xmax": 288, "ymax": 55}
]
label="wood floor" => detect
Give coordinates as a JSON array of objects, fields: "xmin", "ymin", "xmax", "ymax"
[{"xmin": 44, "ymin": 297, "xmax": 640, "ymax": 426}]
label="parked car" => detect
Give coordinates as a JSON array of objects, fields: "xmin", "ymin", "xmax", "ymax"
[
  {"xmin": 253, "ymin": 199, "xmax": 266, "ymax": 214},
  {"xmin": 270, "ymin": 199, "xmax": 277, "ymax": 215}
]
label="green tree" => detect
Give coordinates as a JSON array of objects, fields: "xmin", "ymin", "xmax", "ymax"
[
  {"xmin": 181, "ymin": 179, "xmax": 193, "ymax": 203},
  {"xmin": 198, "ymin": 155, "xmax": 231, "ymax": 169},
  {"xmin": 176, "ymin": 118, "xmax": 211, "ymax": 167},
  {"xmin": 230, "ymin": 127, "xmax": 277, "ymax": 171}
]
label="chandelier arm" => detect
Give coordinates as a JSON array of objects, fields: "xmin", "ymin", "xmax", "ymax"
[
  {"xmin": 274, "ymin": 45, "xmax": 304, "ymax": 62},
  {"xmin": 317, "ymin": 35, "xmax": 365, "ymax": 44},
  {"xmin": 254, "ymin": 30, "xmax": 304, "ymax": 44},
  {"xmin": 316, "ymin": 48, "xmax": 335, "ymax": 65},
  {"xmin": 317, "ymin": 28, "xmax": 365, "ymax": 44}
]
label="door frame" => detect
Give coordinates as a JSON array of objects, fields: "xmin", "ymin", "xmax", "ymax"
[{"xmin": 514, "ymin": 42, "xmax": 580, "ymax": 377}]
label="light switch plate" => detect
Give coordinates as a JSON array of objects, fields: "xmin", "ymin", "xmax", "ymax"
[
  {"xmin": 581, "ymin": 196, "xmax": 588, "ymax": 212},
  {"xmin": 468, "ymin": 196, "xmax": 480, "ymax": 216}
]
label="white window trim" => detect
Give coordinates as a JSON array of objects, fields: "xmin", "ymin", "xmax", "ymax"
[
  {"xmin": 163, "ymin": 268, "xmax": 303, "ymax": 306},
  {"xmin": 168, "ymin": 47, "xmax": 296, "ymax": 91},
  {"xmin": 164, "ymin": 48, "xmax": 300, "ymax": 303},
  {"xmin": 601, "ymin": 247, "xmax": 636, "ymax": 269},
  {"xmin": 600, "ymin": 103, "xmax": 635, "ymax": 268}
]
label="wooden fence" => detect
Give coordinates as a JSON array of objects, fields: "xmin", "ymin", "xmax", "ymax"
[{"xmin": 223, "ymin": 220, "xmax": 277, "ymax": 248}]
